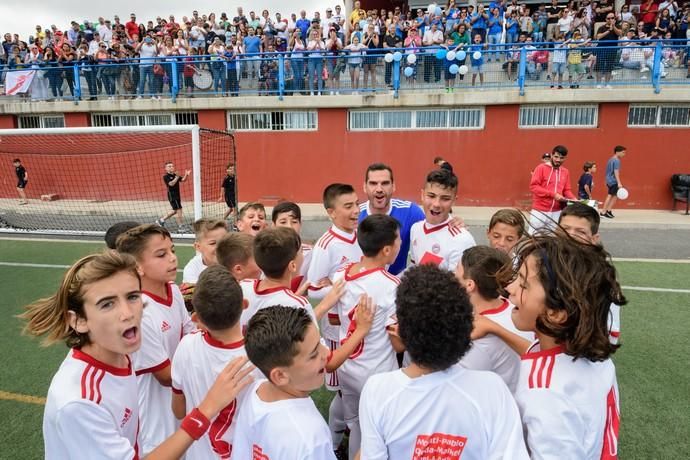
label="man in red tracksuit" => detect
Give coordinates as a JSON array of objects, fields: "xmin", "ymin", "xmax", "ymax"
[{"xmin": 529, "ymin": 145, "xmax": 576, "ymax": 234}]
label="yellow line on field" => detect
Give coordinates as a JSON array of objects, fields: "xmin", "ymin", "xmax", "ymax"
[{"xmin": 0, "ymin": 390, "xmax": 46, "ymax": 405}]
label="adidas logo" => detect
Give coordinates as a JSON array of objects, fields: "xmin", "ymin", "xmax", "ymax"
[
  {"xmin": 120, "ymin": 407, "xmax": 132, "ymax": 428},
  {"xmin": 161, "ymin": 321, "xmax": 171, "ymax": 332}
]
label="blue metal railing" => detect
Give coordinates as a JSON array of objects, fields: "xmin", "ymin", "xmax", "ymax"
[{"xmin": 1, "ymin": 40, "xmax": 688, "ymax": 104}]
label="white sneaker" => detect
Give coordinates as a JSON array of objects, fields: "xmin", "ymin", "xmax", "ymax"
[
  {"xmin": 640, "ymin": 67, "xmax": 649, "ymax": 73},
  {"xmin": 151, "ymin": 96, "xmax": 157, "ymax": 100},
  {"xmin": 596, "ymin": 84, "xmax": 603, "ymax": 89},
  {"xmin": 136, "ymin": 96, "xmax": 143, "ymax": 99},
  {"xmin": 605, "ymin": 84, "xmax": 613, "ymax": 89}
]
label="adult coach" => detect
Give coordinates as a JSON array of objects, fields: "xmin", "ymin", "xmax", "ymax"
[
  {"xmin": 156, "ymin": 161, "xmax": 191, "ymax": 231},
  {"xmin": 528, "ymin": 145, "xmax": 576, "ymax": 234},
  {"xmin": 600, "ymin": 145, "xmax": 626, "ymax": 219},
  {"xmin": 13, "ymin": 158, "xmax": 28, "ymax": 205}
]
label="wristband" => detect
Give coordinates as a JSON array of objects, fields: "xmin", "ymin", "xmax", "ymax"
[{"xmin": 180, "ymin": 407, "xmax": 211, "ymax": 440}]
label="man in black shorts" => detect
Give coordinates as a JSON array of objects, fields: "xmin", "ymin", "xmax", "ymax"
[
  {"xmin": 594, "ymin": 14, "xmax": 621, "ymax": 88},
  {"xmin": 156, "ymin": 161, "xmax": 191, "ymax": 231},
  {"xmin": 13, "ymin": 158, "xmax": 28, "ymax": 205},
  {"xmin": 220, "ymin": 163, "xmax": 237, "ymax": 220}
]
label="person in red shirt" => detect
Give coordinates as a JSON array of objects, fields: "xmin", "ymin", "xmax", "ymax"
[
  {"xmin": 528, "ymin": 145, "xmax": 576, "ymax": 234},
  {"xmin": 126, "ymin": 13, "xmax": 140, "ymax": 40},
  {"xmin": 640, "ymin": 0, "xmax": 659, "ymax": 33}
]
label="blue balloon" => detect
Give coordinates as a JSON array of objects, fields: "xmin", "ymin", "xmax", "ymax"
[
  {"xmin": 393, "ymin": 51, "xmax": 402, "ymax": 62},
  {"xmin": 456, "ymin": 50, "xmax": 466, "ymax": 61},
  {"xmin": 449, "ymin": 64, "xmax": 459, "ymax": 75},
  {"xmin": 436, "ymin": 49, "xmax": 447, "ymax": 60},
  {"xmin": 404, "ymin": 66, "xmax": 414, "ymax": 77}
]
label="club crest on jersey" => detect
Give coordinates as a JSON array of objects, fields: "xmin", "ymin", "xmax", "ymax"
[
  {"xmin": 432, "ymin": 243, "xmax": 441, "ymax": 254},
  {"xmin": 161, "ymin": 320, "xmax": 171, "ymax": 332},
  {"xmin": 339, "ymin": 256, "xmax": 349, "ymax": 265},
  {"xmin": 120, "ymin": 407, "xmax": 133, "ymax": 428}
]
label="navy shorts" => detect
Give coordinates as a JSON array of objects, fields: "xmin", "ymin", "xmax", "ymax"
[
  {"xmin": 17, "ymin": 180, "xmax": 27, "ymax": 189},
  {"xmin": 168, "ymin": 195, "xmax": 182, "ymax": 211},
  {"xmin": 225, "ymin": 198, "xmax": 236, "ymax": 209},
  {"xmin": 607, "ymin": 183, "xmax": 619, "ymax": 196}
]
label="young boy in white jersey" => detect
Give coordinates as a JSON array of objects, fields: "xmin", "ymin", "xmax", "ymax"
[
  {"xmin": 172, "ymin": 264, "xmax": 259, "ymax": 459},
  {"xmin": 182, "ymin": 218, "xmax": 228, "ymax": 283},
  {"xmin": 215, "ymin": 232, "xmax": 262, "ymax": 281},
  {"xmin": 503, "ymin": 234, "xmax": 625, "ymax": 459},
  {"xmin": 456, "ymin": 246, "xmax": 533, "ymax": 393},
  {"xmin": 410, "ymin": 169, "xmax": 476, "ymax": 272},
  {"xmin": 116, "ymin": 224, "xmax": 196, "ymax": 455},
  {"xmin": 233, "ymin": 305, "xmax": 373, "ymax": 460},
  {"xmin": 235, "ymin": 202, "xmax": 268, "ymax": 236},
  {"xmin": 21, "ymin": 251, "xmax": 253, "ymax": 460},
  {"xmin": 307, "ymin": 183, "xmax": 363, "ymax": 452},
  {"xmin": 332, "ymin": 214, "xmax": 405, "ymax": 459},
  {"xmin": 358, "ymin": 265, "xmax": 529, "ymax": 459},
  {"xmin": 486, "ymin": 209, "xmax": 526, "ymax": 256},
  {"xmin": 241, "ymin": 227, "xmax": 344, "ymax": 330},
  {"xmin": 272, "ymin": 201, "xmax": 312, "ymax": 293}
]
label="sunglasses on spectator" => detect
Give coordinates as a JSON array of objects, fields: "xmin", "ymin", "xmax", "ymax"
[{"xmin": 607, "ymin": 16, "xmax": 615, "ymax": 19}]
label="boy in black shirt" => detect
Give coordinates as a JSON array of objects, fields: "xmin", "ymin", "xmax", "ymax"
[
  {"xmin": 13, "ymin": 158, "xmax": 28, "ymax": 205},
  {"xmin": 219, "ymin": 164, "xmax": 237, "ymax": 221},
  {"xmin": 156, "ymin": 161, "xmax": 191, "ymax": 231}
]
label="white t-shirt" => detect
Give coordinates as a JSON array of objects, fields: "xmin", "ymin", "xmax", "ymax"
[
  {"xmin": 460, "ymin": 299, "xmax": 534, "ymax": 393},
  {"xmin": 307, "ymin": 225, "xmax": 364, "ymax": 341},
  {"xmin": 332, "ymin": 264, "xmax": 399, "ymax": 395},
  {"xmin": 171, "ymin": 331, "xmax": 257, "ymax": 460},
  {"xmin": 43, "ymin": 349, "xmax": 139, "ymax": 460},
  {"xmin": 240, "ymin": 279, "xmax": 315, "ymax": 331},
  {"xmin": 96, "ymin": 24, "xmax": 112, "ymax": 43},
  {"xmin": 359, "ymin": 366, "xmax": 529, "ymax": 459},
  {"xmin": 231, "ymin": 380, "xmax": 337, "ymax": 460},
  {"xmin": 182, "ymin": 253, "xmax": 207, "ymax": 284},
  {"xmin": 409, "ymin": 217, "xmax": 477, "ymax": 272},
  {"xmin": 515, "ymin": 342, "xmax": 620, "ymax": 459},
  {"xmin": 132, "ymin": 282, "xmax": 194, "ymax": 455}
]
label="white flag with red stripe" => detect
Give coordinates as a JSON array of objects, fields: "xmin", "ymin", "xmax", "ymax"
[{"xmin": 4, "ymin": 70, "xmax": 36, "ymax": 95}]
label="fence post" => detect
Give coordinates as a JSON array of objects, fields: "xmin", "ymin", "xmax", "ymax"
[
  {"xmin": 278, "ymin": 54, "xmax": 285, "ymax": 101},
  {"xmin": 393, "ymin": 56, "xmax": 400, "ymax": 98},
  {"xmin": 72, "ymin": 65, "xmax": 81, "ymax": 104},
  {"xmin": 171, "ymin": 60, "xmax": 178, "ymax": 103},
  {"xmin": 652, "ymin": 41, "xmax": 662, "ymax": 94},
  {"xmin": 518, "ymin": 47, "xmax": 526, "ymax": 96}
]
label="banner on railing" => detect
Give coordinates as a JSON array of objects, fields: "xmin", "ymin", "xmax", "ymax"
[{"xmin": 4, "ymin": 70, "xmax": 37, "ymax": 95}]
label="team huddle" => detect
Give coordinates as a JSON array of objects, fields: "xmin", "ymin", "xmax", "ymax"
[{"xmin": 21, "ymin": 162, "xmax": 625, "ymax": 459}]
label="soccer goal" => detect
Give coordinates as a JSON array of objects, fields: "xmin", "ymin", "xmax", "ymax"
[{"xmin": 0, "ymin": 125, "xmax": 236, "ymax": 236}]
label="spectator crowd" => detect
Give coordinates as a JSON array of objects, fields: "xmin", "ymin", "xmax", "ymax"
[{"xmin": 1, "ymin": 0, "xmax": 690, "ymax": 99}]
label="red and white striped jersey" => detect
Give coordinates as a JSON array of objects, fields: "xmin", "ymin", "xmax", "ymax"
[
  {"xmin": 230, "ymin": 380, "xmax": 337, "ymax": 460},
  {"xmin": 515, "ymin": 343, "xmax": 620, "ymax": 460},
  {"xmin": 132, "ymin": 282, "xmax": 194, "ymax": 455},
  {"xmin": 290, "ymin": 243, "xmax": 314, "ymax": 293},
  {"xmin": 43, "ymin": 349, "xmax": 140, "ymax": 460},
  {"xmin": 171, "ymin": 331, "xmax": 258, "ymax": 460},
  {"xmin": 332, "ymin": 264, "xmax": 399, "ymax": 395},
  {"xmin": 609, "ymin": 302, "xmax": 621, "ymax": 344},
  {"xmin": 240, "ymin": 279, "xmax": 315, "ymax": 331},
  {"xmin": 410, "ymin": 218, "xmax": 476, "ymax": 272},
  {"xmin": 459, "ymin": 299, "xmax": 534, "ymax": 393},
  {"xmin": 307, "ymin": 225, "xmax": 363, "ymax": 341},
  {"xmin": 359, "ymin": 366, "xmax": 529, "ymax": 460}
]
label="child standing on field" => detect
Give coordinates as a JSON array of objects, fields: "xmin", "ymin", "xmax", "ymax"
[
  {"xmin": 156, "ymin": 161, "xmax": 191, "ymax": 232},
  {"xmin": 219, "ymin": 164, "xmax": 237, "ymax": 221},
  {"xmin": 13, "ymin": 158, "xmax": 28, "ymax": 205},
  {"xmin": 578, "ymin": 161, "xmax": 596, "ymax": 200},
  {"xmin": 116, "ymin": 224, "xmax": 196, "ymax": 456}
]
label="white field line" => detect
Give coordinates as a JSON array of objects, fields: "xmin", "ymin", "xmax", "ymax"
[
  {"xmin": 0, "ymin": 261, "xmax": 183, "ymax": 273},
  {"xmin": 0, "ymin": 236, "xmax": 194, "ymax": 246},
  {"xmin": 613, "ymin": 258, "xmax": 690, "ymax": 264}
]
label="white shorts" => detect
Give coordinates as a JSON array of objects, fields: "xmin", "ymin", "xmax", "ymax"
[
  {"xmin": 341, "ymin": 390, "xmax": 361, "ymax": 429},
  {"xmin": 528, "ymin": 209, "xmax": 562, "ymax": 235}
]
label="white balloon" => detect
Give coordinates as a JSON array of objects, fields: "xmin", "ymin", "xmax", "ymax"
[
  {"xmin": 473, "ymin": 51, "xmax": 482, "ymax": 60},
  {"xmin": 384, "ymin": 53, "xmax": 394, "ymax": 63},
  {"xmin": 458, "ymin": 65, "xmax": 469, "ymax": 75},
  {"xmin": 428, "ymin": 3, "xmax": 437, "ymax": 14},
  {"xmin": 446, "ymin": 51, "xmax": 456, "ymax": 61},
  {"xmin": 616, "ymin": 187, "xmax": 629, "ymax": 200},
  {"xmin": 407, "ymin": 53, "xmax": 417, "ymax": 64}
]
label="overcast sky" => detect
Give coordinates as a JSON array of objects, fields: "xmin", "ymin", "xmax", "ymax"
[{"xmin": 1, "ymin": 0, "xmax": 345, "ymax": 41}]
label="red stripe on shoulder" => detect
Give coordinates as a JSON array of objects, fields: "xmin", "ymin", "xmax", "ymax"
[
  {"xmin": 285, "ymin": 290, "xmax": 309, "ymax": 307},
  {"xmin": 381, "ymin": 270, "xmax": 400, "ymax": 285},
  {"xmin": 544, "ymin": 355, "xmax": 556, "ymax": 388},
  {"xmin": 80, "ymin": 365, "xmax": 92, "ymax": 400},
  {"xmin": 94, "ymin": 369, "xmax": 106, "ymax": 404},
  {"xmin": 135, "ymin": 359, "xmax": 171, "ymax": 376},
  {"xmin": 317, "ymin": 233, "xmax": 334, "ymax": 249}
]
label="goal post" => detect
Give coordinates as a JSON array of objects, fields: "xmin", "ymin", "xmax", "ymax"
[{"xmin": 0, "ymin": 125, "xmax": 236, "ymax": 236}]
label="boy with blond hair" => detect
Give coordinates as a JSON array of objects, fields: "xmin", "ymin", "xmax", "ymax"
[
  {"xmin": 182, "ymin": 218, "xmax": 228, "ymax": 283},
  {"xmin": 215, "ymin": 232, "xmax": 261, "ymax": 281}
]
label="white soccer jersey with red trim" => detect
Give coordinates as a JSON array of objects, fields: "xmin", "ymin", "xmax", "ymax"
[
  {"xmin": 459, "ymin": 299, "xmax": 534, "ymax": 393},
  {"xmin": 359, "ymin": 365, "xmax": 529, "ymax": 460},
  {"xmin": 332, "ymin": 264, "xmax": 399, "ymax": 395},
  {"xmin": 43, "ymin": 349, "xmax": 140, "ymax": 460},
  {"xmin": 239, "ymin": 279, "xmax": 316, "ymax": 331},
  {"xmin": 515, "ymin": 343, "xmax": 620, "ymax": 460},
  {"xmin": 306, "ymin": 225, "xmax": 363, "ymax": 342},
  {"xmin": 171, "ymin": 331, "xmax": 257, "ymax": 460},
  {"xmin": 410, "ymin": 218, "xmax": 476, "ymax": 272},
  {"xmin": 230, "ymin": 380, "xmax": 337, "ymax": 460},
  {"xmin": 132, "ymin": 282, "xmax": 194, "ymax": 455},
  {"xmin": 609, "ymin": 302, "xmax": 621, "ymax": 344}
]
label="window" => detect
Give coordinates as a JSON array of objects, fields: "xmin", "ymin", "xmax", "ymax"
[
  {"xmin": 628, "ymin": 104, "xmax": 690, "ymax": 127},
  {"xmin": 18, "ymin": 115, "xmax": 65, "ymax": 129},
  {"xmin": 226, "ymin": 111, "xmax": 317, "ymax": 131},
  {"xmin": 519, "ymin": 105, "xmax": 598, "ymax": 128},
  {"xmin": 349, "ymin": 108, "xmax": 484, "ymax": 131},
  {"xmin": 91, "ymin": 112, "xmax": 198, "ymax": 127}
]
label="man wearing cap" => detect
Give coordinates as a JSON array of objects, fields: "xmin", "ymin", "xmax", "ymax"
[
  {"xmin": 529, "ymin": 144, "xmax": 576, "ymax": 234},
  {"xmin": 323, "ymin": 8, "xmax": 336, "ymax": 39}
]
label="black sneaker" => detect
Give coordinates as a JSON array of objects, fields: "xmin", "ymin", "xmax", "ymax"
[{"xmin": 607, "ymin": 211, "xmax": 615, "ymax": 218}]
